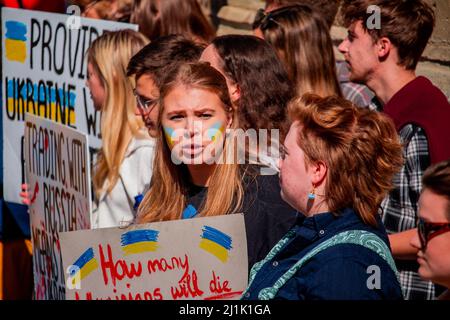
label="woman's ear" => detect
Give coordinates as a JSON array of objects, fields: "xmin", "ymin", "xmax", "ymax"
[
  {"xmin": 311, "ymin": 160, "xmax": 327, "ymax": 186},
  {"xmin": 226, "ymin": 111, "xmax": 233, "ymax": 129},
  {"xmin": 230, "ymin": 83, "xmax": 241, "ymax": 103}
]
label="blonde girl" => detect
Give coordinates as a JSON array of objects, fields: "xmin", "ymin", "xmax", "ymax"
[{"xmin": 86, "ymin": 29, "xmax": 154, "ymax": 228}]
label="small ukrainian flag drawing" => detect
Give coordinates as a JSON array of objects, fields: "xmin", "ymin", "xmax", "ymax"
[
  {"xmin": 5, "ymin": 20, "xmax": 27, "ymax": 63},
  {"xmin": 199, "ymin": 226, "xmax": 233, "ymax": 263},
  {"xmin": 69, "ymin": 247, "xmax": 99, "ymax": 287},
  {"xmin": 121, "ymin": 229, "xmax": 159, "ymax": 256}
]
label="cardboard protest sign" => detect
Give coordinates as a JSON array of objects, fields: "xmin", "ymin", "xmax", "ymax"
[
  {"xmin": 60, "ymin": 214, "xmax": 248, "ymax": 300},
  {"xmin": 2, "ymin": 7, "xmax": 138, "ymax": 204},
  {"xmin": 24, "ymin": 113, "xmax": 92, "ymax": 299}
]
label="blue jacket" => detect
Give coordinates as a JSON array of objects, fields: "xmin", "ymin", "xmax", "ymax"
[{"xmin": 242, "ymin": 208, "xmax": 404, "ymax": 300}]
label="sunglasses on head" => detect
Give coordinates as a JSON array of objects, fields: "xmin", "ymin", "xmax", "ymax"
[
  {"xmin": 417, "ymin": 218, "xmax": 450, "ymax": 250},
  {"xmin": 252, "ymin": 6, "xmax": 295, "ymax": 30},
  {"xmin": 252, "ymin": 8, "xmax": 266, "ymax": 30}
]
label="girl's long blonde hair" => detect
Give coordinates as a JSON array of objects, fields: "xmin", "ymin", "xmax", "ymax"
[
  {"xmin": 88, "ymin": 30, "xmax": 149, "ymax": 197},
  {"xmin": 137, "ymin": 63, "xmax": 246, "ymax": 223},
  {"xmin": 261, "ymin": 4, "xmax": 342, "ymax": 98}
]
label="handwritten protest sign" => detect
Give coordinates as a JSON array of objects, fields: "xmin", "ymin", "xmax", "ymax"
[
  {"xmin": 2, "ymin": 7, "xmax": 137, "ymax": 204},
  {"xmin": 24, "ymin": 113, "xmax": 92, "ymax": 299},
  {"xmin": 60, "ymin": 214, "xmax": 248, "ymax": 300}
]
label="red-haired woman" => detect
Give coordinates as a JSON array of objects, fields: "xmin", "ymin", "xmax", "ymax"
[{"xmin": 242, "ymin": 94, "xmax": 404, "ymax": 300}]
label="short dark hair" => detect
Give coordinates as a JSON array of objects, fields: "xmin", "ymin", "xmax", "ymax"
[
  {"xmin": 212, "ymin": 35, "xmax": 293, "ymax": 140},
  {"xmin": 265, "ymin": 0, "xmax": 341, "ymax": 29},
  {"xmin": 422, "ymin": 160, "xmax": 450, "ymax": 220},
  {"xmin": 126, "ymin": 34, "xmax": 205, "ymax": 87},
  {"xmin": 341, "ymin": 0, "xmax": 435, "ymax": 70}
]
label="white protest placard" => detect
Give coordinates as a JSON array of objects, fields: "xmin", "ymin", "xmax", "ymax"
[
  {"xmin": 60, "ymin": 214, "xmax": 248, "ymax": 300},
  {"xmin": 24, "ymin": 113, "xmax": 92, "ymax": 300},
  {"xmin": 2, "ymin": 7, "xmax": 138, "ymax": 204}
]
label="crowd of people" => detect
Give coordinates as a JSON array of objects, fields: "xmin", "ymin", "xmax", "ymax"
[{"xmin": 4, "ymin": 0, "xmax": 450, "ymax": 300}]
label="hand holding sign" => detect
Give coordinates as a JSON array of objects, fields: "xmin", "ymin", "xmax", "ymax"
[
  {"xmin": 24, "ymin": 113, "xmax": 92, "ymax": 299},
  {"xmin": 20, "ymin": 183, "xmax": 31, "ymax": 205}
]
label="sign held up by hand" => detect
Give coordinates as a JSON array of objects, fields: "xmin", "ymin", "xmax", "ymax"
[
  {"xmin": 24, "ymin": 112, "xmax": 92, "ymax": 299},
  {"xmin": 2, "ymin": 7, "xmax": 137, "ymax": 204},
  {"xmin": 60, "ymin": 214, "xmax": 248, "ymax": 300}
]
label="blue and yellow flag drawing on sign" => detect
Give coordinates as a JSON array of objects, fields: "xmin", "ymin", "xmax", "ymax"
[
  {"xmin": 70, "ymin": 247, "xmax": 99, "ymax": 286},
  {"xmin": 121, "ymin": 229, "xmax": 160, "ymax": 255},
  {"xmin": 199, "ymin": 226, "xmax": 233, "ymax": 263},
  {"xmin": 5, "ymin": 20, "xmax": 27, "ymax": 63}
]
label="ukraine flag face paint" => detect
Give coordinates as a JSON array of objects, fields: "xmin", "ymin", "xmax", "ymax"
[
  {"xmin": 163, "ymin": 126, "xmax": 177, "ymax": 148},
  {"xmin": 163, "ymin": 120, "xmax": 227, "ymax": 163},
  {"xmin": 206, "ymin": 121, "xmax": 225, "ymax": 143},
  {"xmin": 161, "ymin": 85, "xmax": 231, "ymax": 165}
]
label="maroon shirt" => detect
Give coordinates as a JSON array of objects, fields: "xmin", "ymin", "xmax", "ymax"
[{"xmin": 383, "ymin": 76, "xmax": 450, "ymax": 164}]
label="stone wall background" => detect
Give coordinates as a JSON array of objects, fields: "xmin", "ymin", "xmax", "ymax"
[{"xmin": 201, "ymin": 0, "xmax": 450, "ymax": 100}]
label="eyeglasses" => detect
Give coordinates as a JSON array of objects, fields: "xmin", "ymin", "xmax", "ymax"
[
  {"xmin": 417, "ymin": 218, "xmax": 450, "ymax": 250},
  {"xmin": 133, "ymin": 88, "xmax": 158, "ymax": 112}
]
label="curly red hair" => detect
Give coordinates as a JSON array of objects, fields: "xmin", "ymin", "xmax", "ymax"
[{"xmin": 289, "ymin": 94, "xmax": 403, "ymax": 226}]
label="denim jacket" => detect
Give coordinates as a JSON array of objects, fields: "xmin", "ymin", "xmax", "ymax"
[{"xmin": 242, "ymin": 208, "xmax": 404, "ymax": 300}]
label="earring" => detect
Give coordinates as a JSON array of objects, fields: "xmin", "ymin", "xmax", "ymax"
[{"xmin": 308, "ymin": 186, "xmax": 316, "ymax": 200}]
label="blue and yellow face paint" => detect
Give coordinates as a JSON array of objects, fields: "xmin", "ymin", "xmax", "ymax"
[
  {"xmin": 69, "ymin": 247, "xmax": 99, "ymax": 287},
  {"xmin": 5, "ymin": 21, "xmax": 27, "ymax": 63},
  {"xmin": 206, "ymin": 121, "xmax": 226, "ymax": 143},
  {"xmin": 163, "ymin": 126, "xmax": 177, "ymax": 148},
  {"xmin": 121, "ymin": 229, "xmax": 160, "ymax": 256},
  {"xmin": 199, "ymin": 226, "xmax": 233, "ymax": 263}
]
